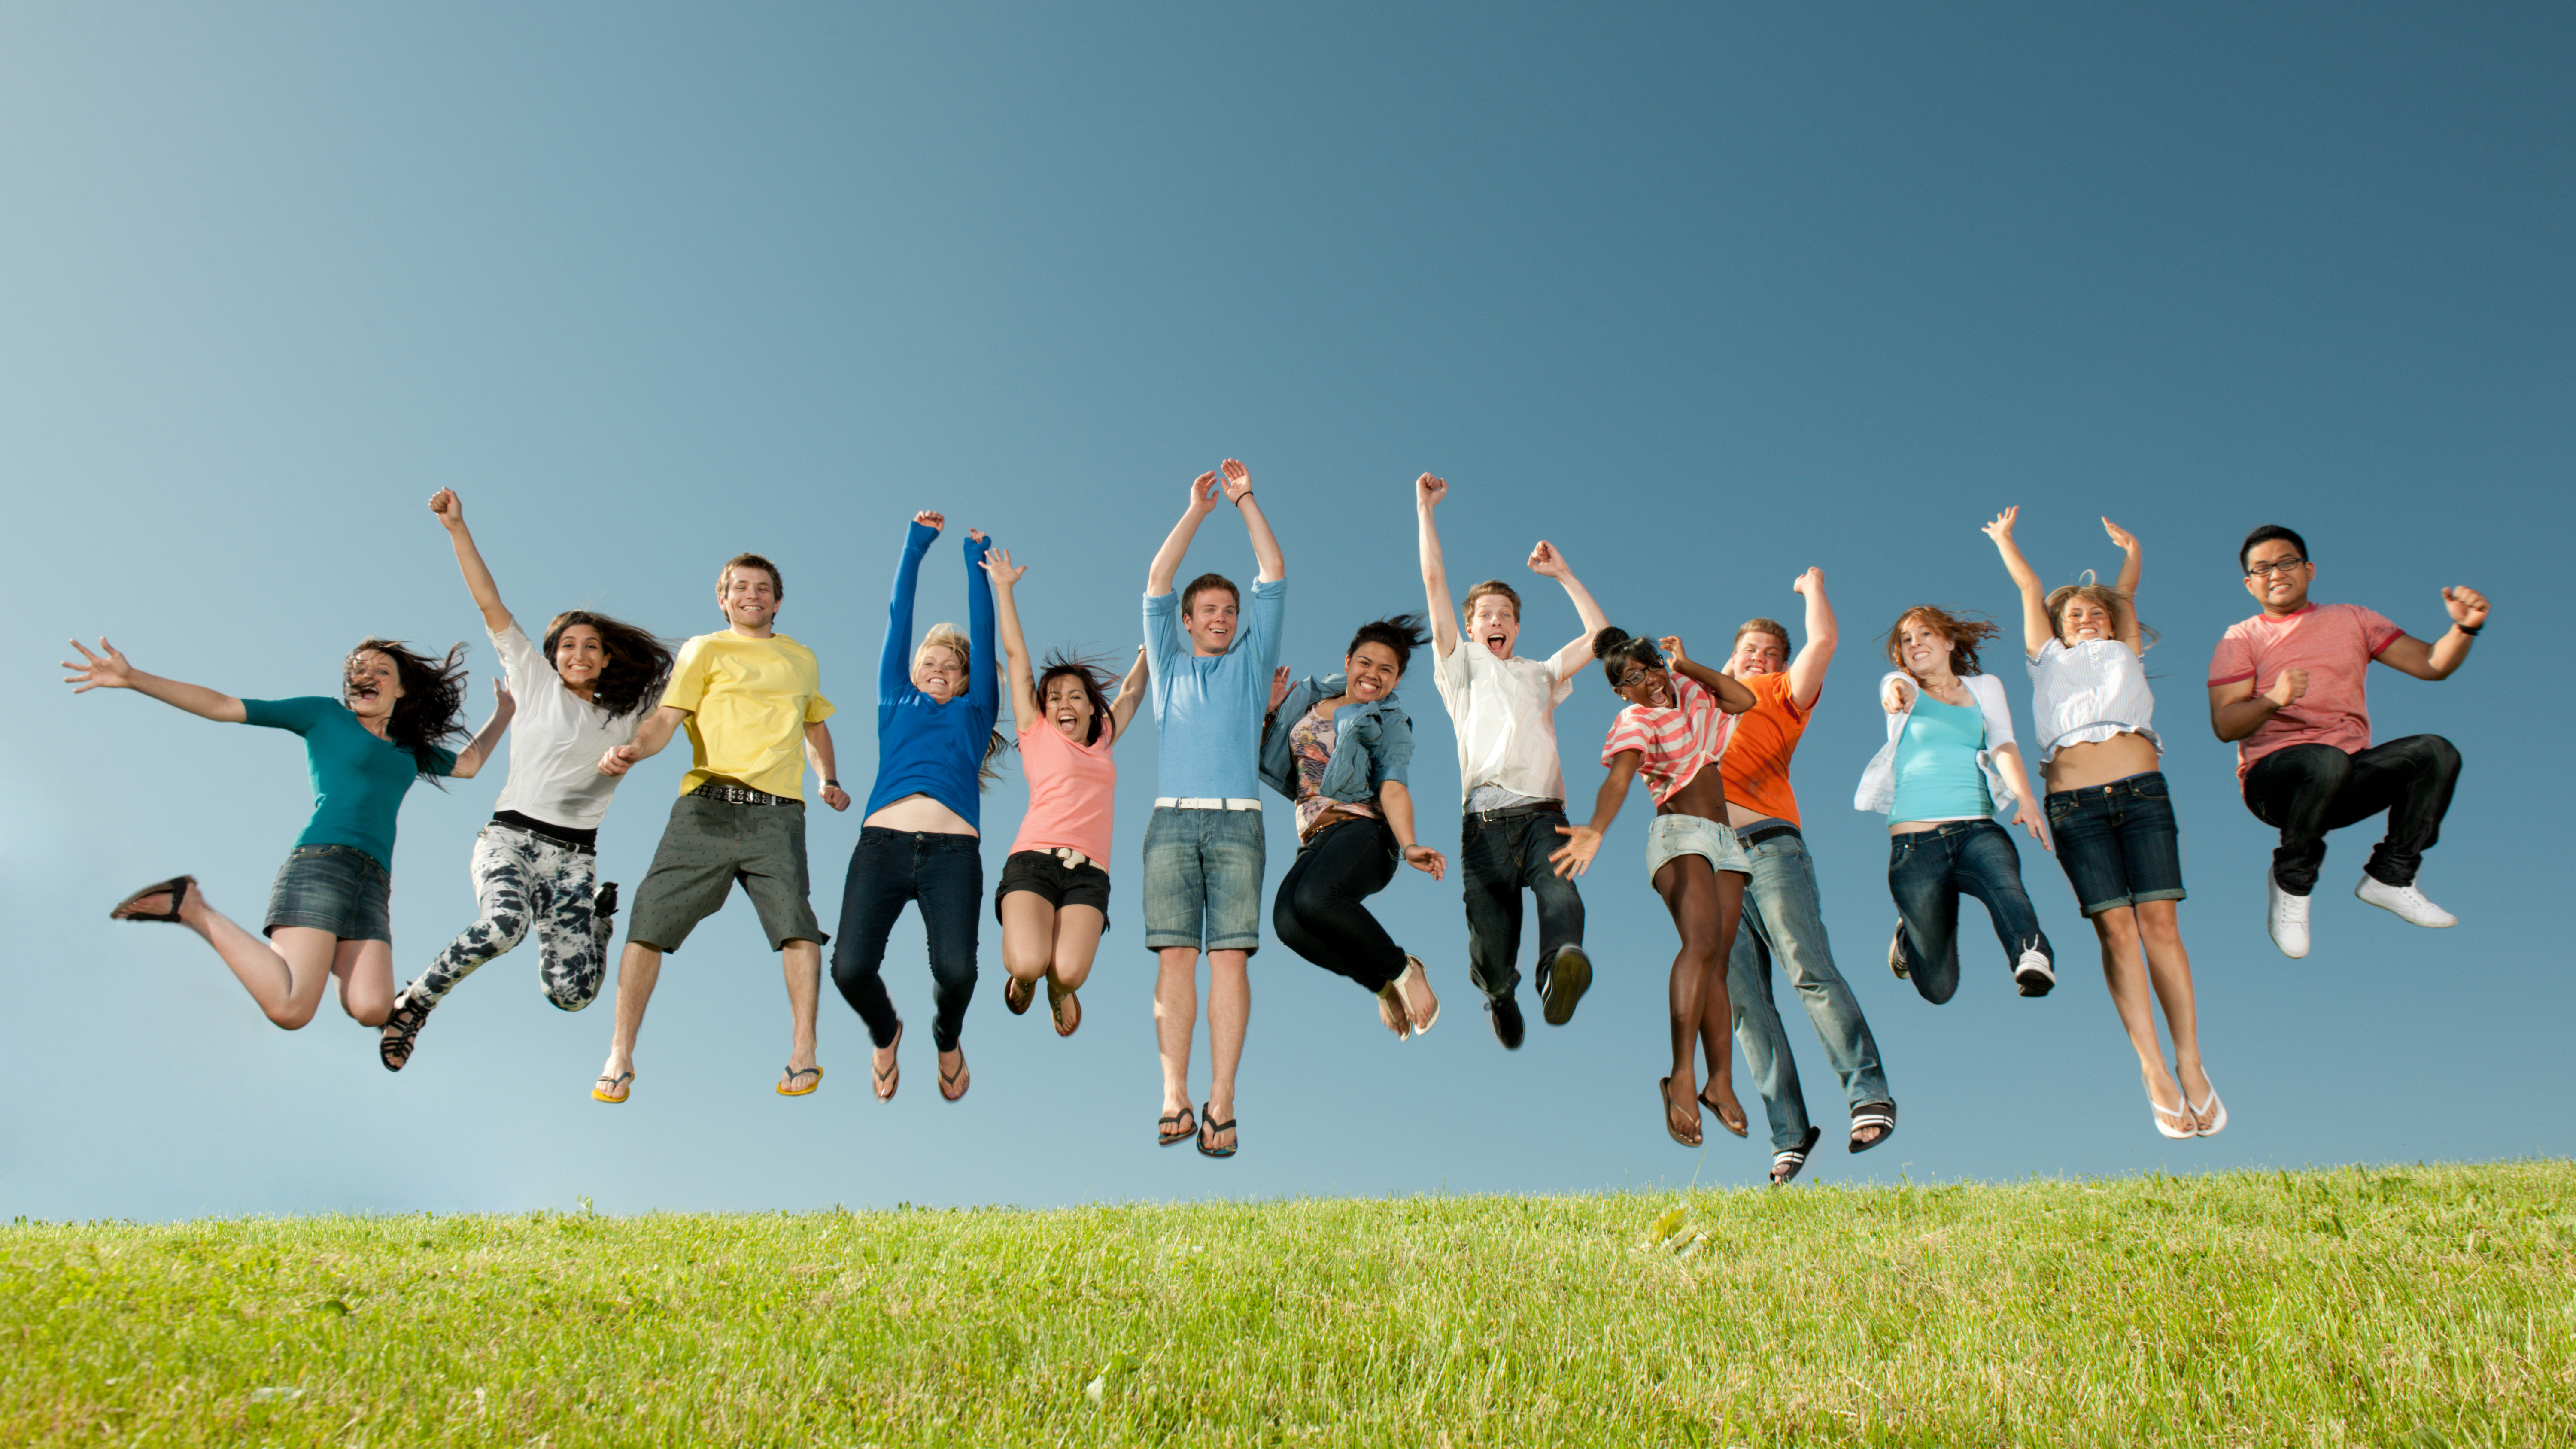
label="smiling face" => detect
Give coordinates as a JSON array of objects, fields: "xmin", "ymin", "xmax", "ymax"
[
  {"xmin": 553, "ymin": 623, "xmax": 607, "ymax": 696},
  {"xmin": 1185, "ymin": 587, "xmax": 1239, "ymax": 657},
  {"xmin": 1343, "ymin": 641, "xmax": 1405, "ymax": 703},
  {"xmin": 2242, "ymin": 538, "xmax": 2314, "ymax": 614},
  {"xmin": 913, "ymin": 641, "xmax": 966, "ymax": 703},
  {"xmin": 1042, "ymin": 671, "xmax": 1097, "ymax": 741},
  {"xmin": 1728, "ymin": 630, "xmax": 1789, "ymax": 678},
  {"xmin": 343, "ymin": 649, "xmax": 406, "ymax": 720},
  {"xmin": 1896, "ymin": 615, "xmax": 1956, "ymax": 680},
  {"xmin": 718, "ymin": 565, "xmax": 779, "ymax": 634},
  {"xmin": 1465, "ymin": 592, "xmax": 1522, "ymax": 661},
  {"xmin": 2058, "ymin": 595, "xmax": 2115, "ymax": 645},
  {"xmin": 1610, "ymin": 657, "xmax": 1674, "ymax": 710}
]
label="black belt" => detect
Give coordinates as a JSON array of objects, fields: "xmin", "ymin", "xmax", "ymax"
[
  {"xmin": 1737, "ymin": 822, "xmax": 1802, "ymax": 849},
  {"xmin": 1465, "ymin": 800, "xmax": 1564, "ymax": 826},
  {"xmin": 489, "ymin": 811, "xmax": 598, "ymax": 854},
  {"xmin": 690, "ymin": 781, "xmax": 799, "ymax": 808}
]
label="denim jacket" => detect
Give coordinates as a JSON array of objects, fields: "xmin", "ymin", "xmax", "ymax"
[{"xmin": 1258, "ymin": 674, "xmax": 1416, "ymax": 805}]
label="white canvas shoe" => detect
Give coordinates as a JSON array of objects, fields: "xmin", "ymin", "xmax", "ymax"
[
  {"xmin": 2355, "ymin": 874, "xmax": 2456, "ymax": 928},
  {"xmin": 2267, "ymin": 870, "xmax": 2311, "ymax": 958},
  {"xmin": 2012, "ymin": 948, "xmax": 2055, "ymax": 997}
]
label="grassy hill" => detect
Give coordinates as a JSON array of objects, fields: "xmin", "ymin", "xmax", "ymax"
[{"xmin": 6, "ymin": 1161, "xmax": 2571, "ymax": 1446}]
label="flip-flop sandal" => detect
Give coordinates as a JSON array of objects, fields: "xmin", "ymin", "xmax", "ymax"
[
  {"xmin": 1393, "ymin": 954, "xmax": 1440, "ymax": 1036},
  {"xmin": 1770, "ymin": 1126, "xmax": 1824, "ymax": 1186},
  {"xmin": 937, "ymin": 1049, "xmax": 970, "ymax": 1103},
  {"xmin": 1196, "ymin": 1101, "xmax": 1237, "ymax": 1159},
  {"xmin": 873, "ymin": 1021, "xmax": 904, "ymax": 1103},
  {"xmin": 1658, "ymin": 1077, "xmax": 1703, "ymax": 1148},
  {"xmin": 1157, "ymin": 1105, "xmax": 1198, "ymax": 1147},
  {"xmin": 1698, "ymin": 1086, "xmax": 1751, "ymax": 1139},
  {"xmin": 1046, "ymin": 981, "xmax": 1082, "ymax": 1038},
  {"xmin": 777, "ymin": 1065, "xmax": 823, "ymax": 1097},
  {"xmin": 592, "ymin": 1071, "xmax": 634, "ymax": 1104},
  {"xmin": 1849, "ymin": 1101, "xmax": 1897, "ymax": 1154},
  {"xmin": 1003, "ymin": 975, "xmax": 1036, "ymax": 1016},
  {"xmin": 109, "ymin": 875, "xmax": 196, "ymax": 923}
]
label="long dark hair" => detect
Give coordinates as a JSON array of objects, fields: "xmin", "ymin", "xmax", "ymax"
[
  {"xmin": 1591, "ymin": 626, "xmax": 1665, "ymax": 689},
  {"xmin": 346, "ymin": 638, "xmax": 470, "ymax": 781},
  {"xmin": 541, "ymin": 611, "xmax": 677, "ymax": 719},
  {"xmin": 1032, "ymin": 649, "xmax": 1119, "ymax": 747},
  {"xmin": 1345, "ymin": 614, "xmax": 1430, "ymax": 675}
]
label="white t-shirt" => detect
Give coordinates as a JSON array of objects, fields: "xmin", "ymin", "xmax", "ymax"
[
  {"xmin": 489, "ymin": 622, "xmax": 645, "ymax": 831},
  {"xmin": 1430, "ymin": 637, "xmax": 1577, "ymax": 808}
]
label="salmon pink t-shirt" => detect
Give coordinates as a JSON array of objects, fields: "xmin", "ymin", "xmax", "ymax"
[
  {"xmin": 1009, "ymin": 715, "xmax": 1117, "ymax": 863},
  {"xmin": 1717, "ymin": 671, "xmax": 1811, "ymax": 825},
  {"xmin": 2206, "ymin": 602, "xmax": 2405, "ymax": 784},
  {"xmin": 1601, "ymin": 672, "xmax": 1738, "ymax": 807}
]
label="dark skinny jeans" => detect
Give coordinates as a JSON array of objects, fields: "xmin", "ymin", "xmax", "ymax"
[
  {"xmin": 1888, "ymin": 819, "xmax": 2053, "ymax": 1005},
  {"xmin": 1459, "ymin": 808, "xmax": 1586, "ymax": 999},
  {"xmin": 1273, "ymin": 817, "xmax": 1406, "ymax": 993},
  {"xmin": 831, "ymin": 827, "xmax": 981, "ymax": 1051},
  {"xmin": 2242, "ymin": 735, "xmax": 2460, "ymax": 896}
]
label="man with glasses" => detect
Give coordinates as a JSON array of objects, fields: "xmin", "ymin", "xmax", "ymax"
[{"xmin": 2207, "ymin": 525, "xmax": 2490, "ymax": 957}]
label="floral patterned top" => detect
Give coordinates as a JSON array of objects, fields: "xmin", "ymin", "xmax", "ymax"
[{"xmin": 1289, "ymin": 706, "xmax": 1380, "ymax": 841}]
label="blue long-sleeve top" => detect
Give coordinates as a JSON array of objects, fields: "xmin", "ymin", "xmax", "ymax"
[{"xmin": 864, "ymin": 520, "xmax": 1001, "ymax": 826}]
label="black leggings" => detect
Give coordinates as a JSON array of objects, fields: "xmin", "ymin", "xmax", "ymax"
[{"xmin": 1273, "ymin": 817, "xmax": 1406, "ymax": 993}]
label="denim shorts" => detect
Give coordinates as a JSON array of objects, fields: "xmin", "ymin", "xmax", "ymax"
[
  {"xmin": 995, "ymin": 848, "xmax": 1112, "ymax": 930},
  {"xmin": 2044, "ymin": 770, "xmax": 2187, "ymax": 917},
  {"xmin": 264, "ymin": 844, "xmax": 393, "ymax": 942},
  {"xmin": 1140, "ymin": 805, "xmax": 1265, "ymax": 954},
  {"xmin": 1644, "ymin": 812, "xmax": 1751, "ymax": 884}
]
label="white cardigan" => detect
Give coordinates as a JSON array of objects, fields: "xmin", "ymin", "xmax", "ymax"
[{"xmin": 1853, "ymin": 671, "xmax": 2020, "ymax": 819}]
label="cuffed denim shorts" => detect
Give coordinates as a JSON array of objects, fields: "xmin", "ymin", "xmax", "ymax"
[
  {"xmin": 1140, "ymin": 805, "xmax": 1265, "ymax": 954},
  {"xmin": 264, "ymin": 844, "xmax": 393, "ymax": 942},
  {"xmin": 1645, "ymin": 812, "xmax": 1751, "ymax": 883},
  {"xmin": 2044, "ymin": 770, "xmax": 2187, "ymax": 917}
]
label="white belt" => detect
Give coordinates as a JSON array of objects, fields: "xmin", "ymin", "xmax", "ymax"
[
  {"xmin": 1048, "ymin": 847, "xmax": 1094, "ymax": 871},
  {"xmin": 1154, "ymin": 797, "xmax": 1263, "ymax": 811}
]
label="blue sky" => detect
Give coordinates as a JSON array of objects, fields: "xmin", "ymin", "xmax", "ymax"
[{"xmin": 3, "ymin": 3, "xmax": 2567, "ymax": 1219}]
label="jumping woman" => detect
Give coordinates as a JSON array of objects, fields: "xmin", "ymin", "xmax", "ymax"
[
  {"xmin": 980, "ymin": 546, "xmax": 1150, "ymax": 1039},
  {"xmin": 1856, "ymin": 605, "xmax": 2056, "ymax": 1021},
  {"xmin": 378, "ymin": 489, "xmax": 677, "ymax": 1071},
  {"xmin": 1258, "ymin": 616, "xmax": 1447, "ymax": 1040},
  {"xmin": 832, "ymin": 510, "xmax": 1004, "ymax": 1104},
  {"xmin": 67, "ymin": 631, "xmax": 504, "ymax": 1030},
  {"xmin": 1550, "ymin": 629, "xmax": 1758, "ymax": 1148},
  {"xmin": 1986, "ymin": 508, "xmax": 2220, "ymax": 1137}
]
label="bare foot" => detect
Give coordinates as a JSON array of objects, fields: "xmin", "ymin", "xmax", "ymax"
[{"xmin": 1698, "ymin": 1076, "xmax": 1749, "ymax": 1138}]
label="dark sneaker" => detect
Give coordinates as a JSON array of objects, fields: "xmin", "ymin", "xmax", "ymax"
[
  {"xmin": 380, "ymin": 990, "xmax": 434, "ymax": 1072},
  {"xmin": 1887, "ymin": 920, "xmax": 1909, "ymax": 978},
  {"xmin": 1540, "ymin": 944, "xmax": 1592, "ymax": 1026},
  {"xmin": 1486, "ymin": 994, "xmax": 1526, "ymax": 1051},
  {"xmin": 594, "ymin": 881, "xmax": 620, "ymax": 923}
]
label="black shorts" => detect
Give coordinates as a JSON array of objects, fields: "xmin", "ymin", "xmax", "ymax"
[{"xmin": 994, "ymin": 848, "xmax": 1112, "ymax": 931}]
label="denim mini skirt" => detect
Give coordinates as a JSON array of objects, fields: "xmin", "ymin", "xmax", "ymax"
[{"xmin": 263, "ymin": 844, "xmax": 393, "ymax": 942}]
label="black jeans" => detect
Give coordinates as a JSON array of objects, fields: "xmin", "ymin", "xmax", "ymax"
[
  {"xmin": 1459, "ymin": 808, "xmax": 1586, "ymax": 999},
  {"xmin": 831, "ymin": 827, "xmax": 981, "ymax": 1051},
  {"xmin": 1273, "ymin": 817, "xmax": 1406, "ymax": 993},
  {"xmin": 2242, "ymin": 735, "xmax": 2461, "ymax": 896}
]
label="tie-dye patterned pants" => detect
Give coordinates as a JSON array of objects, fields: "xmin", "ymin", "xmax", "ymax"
[{"xmin": 407, "ymin": 822, "xmax": 614, "ymax": 1011}]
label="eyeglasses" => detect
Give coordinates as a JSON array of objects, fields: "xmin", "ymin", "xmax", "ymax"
[{"xmin": 2244, "ymin": 557, "xmax": 2308, "ymax": 579}]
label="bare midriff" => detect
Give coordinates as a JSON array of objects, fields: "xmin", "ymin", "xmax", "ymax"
[
  {"xmin": 865, "ymin": 792, "xmax": 978, "ymax": 837},
  {"xmin": 2042, "ymin": 730, "xmax": 2161, "ymax": 795},
  {"xmin": 1658, "ymin": 761, "xmax": 1728, "ymax": 822}
]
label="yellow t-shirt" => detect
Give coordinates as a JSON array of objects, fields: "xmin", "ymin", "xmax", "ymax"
[{"xmin": 656, "ymin": 631, "xmax": 835, "ymax": 800}]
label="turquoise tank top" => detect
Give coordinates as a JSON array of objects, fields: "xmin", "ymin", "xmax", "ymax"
[{"xmin": 1889, "ymin": 693, "xmax": 1993, "ymax": 823}]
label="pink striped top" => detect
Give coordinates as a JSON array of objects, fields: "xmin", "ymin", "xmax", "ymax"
[{"xmin": 1601, "ymin": 671, "xmax": 1735, "ymax": 807}]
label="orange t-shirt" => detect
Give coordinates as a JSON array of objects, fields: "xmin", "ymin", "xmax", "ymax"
[{"xmin": 1717, "ymin": 671, "xmax": 1811, "ymax": 825}]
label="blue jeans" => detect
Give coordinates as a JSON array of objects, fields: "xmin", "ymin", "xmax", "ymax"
[
  {"xmin": 831, "ymin": 828, "xmax": 982, "ymax": 1051},
  {"xmin": 1727, "ymin": 830, "xmax": 1890, "ymax": 1150},
  {"xmin": 1139, "ymin": 806, "xmax": 1266, "ymax": 954},
  {"xmin": 1887, "ymin": 820, "xmax": 2053, "ymax": 1005},
  {"xmin": 1458, "ymin": 808, "xmax": 1585, "ymax": 998}
]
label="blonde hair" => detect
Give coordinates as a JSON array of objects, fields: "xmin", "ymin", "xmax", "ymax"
[
  {"xmin": 2044, "ymin": 577, "xmax": 2158, "ymax": 650},
  {"xmin": 1463, "ymin": 580, "xmax": 1522, "ymax": 621},
  {"xmin": 919, "ymin": 623, "xmax": 1011, "ymax": 788}
]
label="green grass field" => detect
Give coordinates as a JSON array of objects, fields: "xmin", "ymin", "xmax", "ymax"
[{"xmin": 7, "ymin": 1161, "xmax": 2572, "ymax": 1447}]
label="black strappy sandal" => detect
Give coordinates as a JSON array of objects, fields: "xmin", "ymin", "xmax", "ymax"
[
  {"xmin": 109, "ymin": 876, "xmax": 195, "ymax": 923},
  {"xmin": 1849, "ymin": 1101, "xmax": 1897, "ymax": 1154},
  {"xmin": 1157, "ymin": 1105, "xmax": 1197, "ymax": 1147},
  {"xmin": 1196, "ymin": 1101, "xmax": 1238, "ymax": 1159},
  {"xmin": 1770, "ymin": 1126, "xmax": 1823, "ymax": 1186},
  {"xmin": 380, "ymin": 990, "xmax": 433, "ymax": 1072}
]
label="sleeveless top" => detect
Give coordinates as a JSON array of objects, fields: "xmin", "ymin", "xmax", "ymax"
[{"xmin": 2026, "ymin": 638, "xmax": 2159, "ymax": 766}]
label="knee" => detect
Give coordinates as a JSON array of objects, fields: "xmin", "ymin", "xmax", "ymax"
[
  {"xmin": 266, "ymin": 1002, "xmax": 319, "ymax": 1030},
  {"xmin": 547, "ymin": 980, "xmax": 600, "ymax": 1013},
  {"xmin": 2135, "ymin": 907, "xmax": 2183, "ymax": 950},
  {"xmin": 1054, "ymin": 956, "xmax": 1095, "ymax": 990},
  {"xmin": 1001, "ymin": 933, "xmax": 1052, "ymax": 978},
  {"xmin": 2420, "ymin": 734, "xmax": 2462, "ymax": 775},
  {"xmin": 486, "ymin": 911, "xmax": 531, "ymax": 953},
  {"xmin": 2092, "ymin": 910, "xmax": 2141, "ymax": 949}
]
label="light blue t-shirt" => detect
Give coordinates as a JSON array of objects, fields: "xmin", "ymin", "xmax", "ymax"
[
  {"xmin": 1889, "ymin": 693, "xmax": 1994, "ymax": 823},
  {"xmin": 1144, "ymin": 577, "xmax": 1287, "ymax": 799}
]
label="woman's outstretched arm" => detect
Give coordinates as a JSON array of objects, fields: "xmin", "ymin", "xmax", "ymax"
[
  {"xmin": 1107, "ymin": 645, "xmax": 1151, "ymax": 742},
  {"xmin": 1551, "ymin": 751, "xmax": 1642, "ymax": 878},
  {"xmin": 963, "ymin": 528, "xmax": 999, "ymax": 718},
  {"xmin": 1982, "ymin": 506, "xmax": 2053, "ymax": 658},
  {"xmin": 449, "ymin": 678, "xmax": 516, "ymax": 780},
  {"xmin": 2103, "ymin": 517, "xmax": 2145, "ymax": 653},
  {"xmin": 61, "ymin": 638, "xmax": 246, "ymax": 722},
  {"xmin": 980, "ymin": 546, "xmax": 1035, "ymax": 736},
  {"xmin": 428, "ymin": 489, "xmax": 514, "ymax": 635},
  {"xmin": 1658, "ymin": 637, "xmax": 1757, "ymax": 713},
  {"xmin": 884, "ymin": 512, "xmax": 940, "ymax": 705},
  {"xmin": 1992, "ymin": 741, "xmax": 2049, "ymax": 850},
  {"xmin": 1380, "ymin": 780, "xmax": 1446, "ymax": 880}
]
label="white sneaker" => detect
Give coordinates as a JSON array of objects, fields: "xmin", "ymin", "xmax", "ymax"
[
  {"xmin": 2266, "ymin": 870, "xmax": 2311, "ymax": 958},
  {"xmin": 2355, "ymin": 874, "xmax": 2456, "ymax": 928},
  {"xmin": 2012, "ymin": 948, "xmax": 2055, "ymax": 997}
]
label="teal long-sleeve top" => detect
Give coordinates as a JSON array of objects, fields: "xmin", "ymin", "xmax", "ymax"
[{"xmin": 864, "ymin": 521, "xmax": 1000, "ymax": 826}]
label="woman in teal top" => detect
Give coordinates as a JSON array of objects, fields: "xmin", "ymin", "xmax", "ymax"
[{"xmin": 65, "ymin": 634, "xmax": 507, "ymax": 1031}]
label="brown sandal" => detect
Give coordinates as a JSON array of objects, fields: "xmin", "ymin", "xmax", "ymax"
[{"xmin": 1046, "ymin": 981, "xmax": 1081, "ymax": 1038}]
